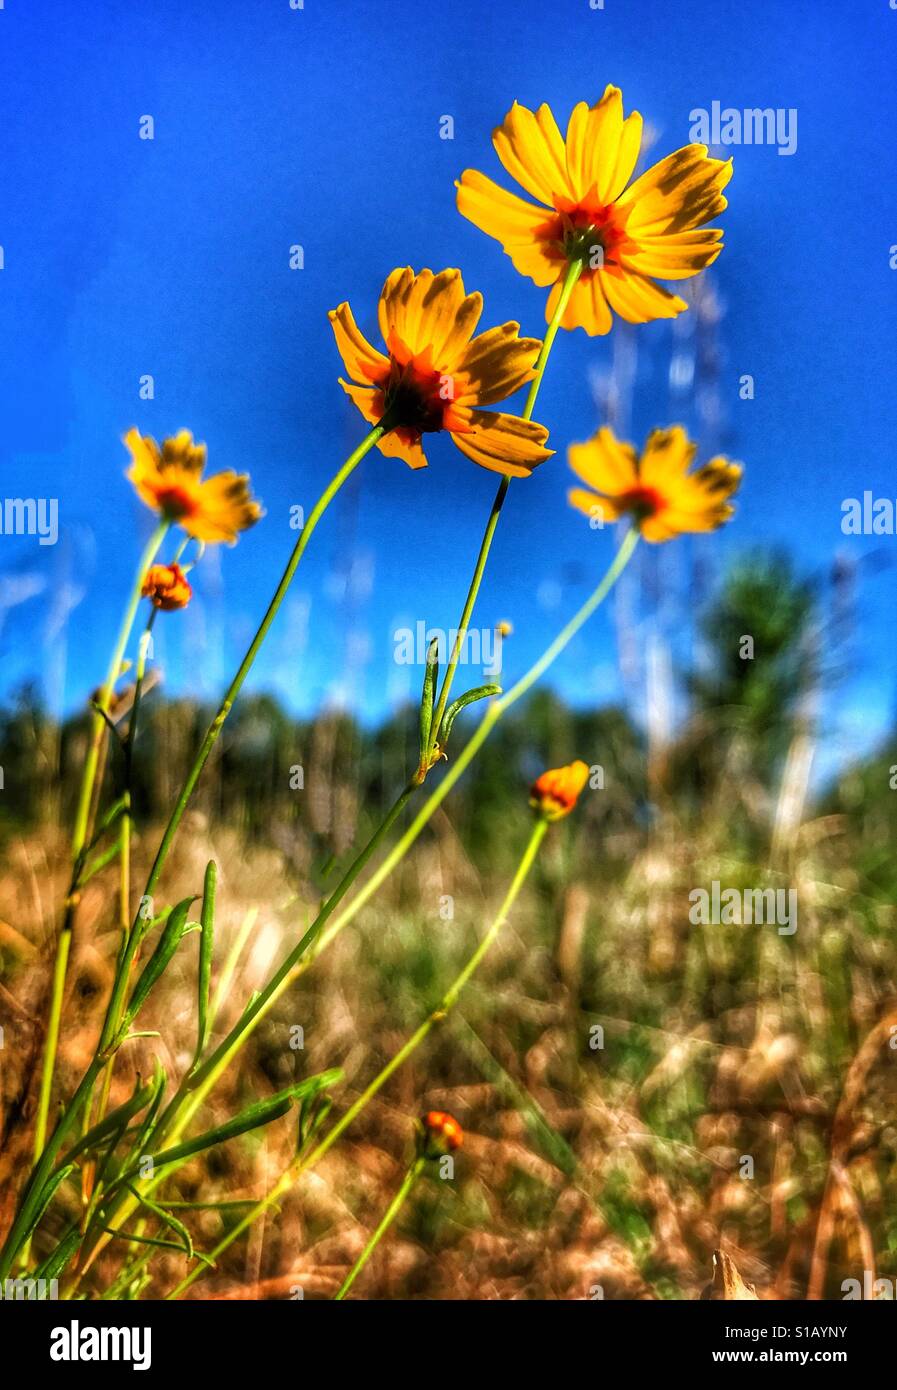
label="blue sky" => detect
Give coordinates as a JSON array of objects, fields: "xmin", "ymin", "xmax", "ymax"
[{"xmin": 1, "ymin": 0, "xmax": 895, "ymax": 772}]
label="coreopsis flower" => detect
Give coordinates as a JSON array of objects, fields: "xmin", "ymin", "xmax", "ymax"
[
  {"xmin": 530, "ymin": 760, "xmax": 590, "ymax": 821},
  {"xmin": 568, "ymin": 425, "xmax": 742, "ymax": 542},
  {"xmin": 420, "ymin": 1110, "xmax": 464, "ymax": 1157},
  {"xmin": 457, "ymin": 86, "xmax": 732, "ymax": 335},
  {"xmin": 329, "ymin": 267, "xmax": 553, "ymax": 476},
  {"xmin": 125, "ymin": 429, "xmax": 262, "ymax": 543},
  {"xmin": 141, "ymin": 562, "xmax": 192, "ymax": 611}
]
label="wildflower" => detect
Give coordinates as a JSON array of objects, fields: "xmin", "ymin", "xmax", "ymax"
[
  {"xmin": 567, "ymin": 425, "xmax": 741, "ymax": 541},
  {"xmin": 329, "ymin": 268, "xmax": 553, "ymax": 475},
  {"xmin": 530, "ymin": 760, "xmax": 590, "ymax": 821},
  {"xmin": 420, "ymin": 1110, "xmax": 464, "ymax": 1157},
  {"xmin": 125, "ymin": 429, "xmax": 262, "ymax": 543},
  {"xmin": 457, "ymin": 86, "xmax": 732, "ymax": 335},
  {"xmin": 141, "ymin": 562, "xmax": 193, "ymax": 611}
]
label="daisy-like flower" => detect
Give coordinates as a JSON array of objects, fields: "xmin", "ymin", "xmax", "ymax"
[
  {"xmin": 141, "ymin": 562, "xmax": 193, "ymax": 611},
  {"xmin": 530, "ymin": 760, "xmax": 590, "ymax": 821},
  {"xmin": 568, "ymin": 425, "xmax": 742, "ymax": 542},
  {"xmin": 329, "ymin": 267, "xmax": 553, "ymax": 476},
  {"xmin": 125, "ymin": 428, "xmax": 262, "ymax": 543},
  {"xmin": 457, "ymin": 86, "xmax": 732, "ymax": 336}
]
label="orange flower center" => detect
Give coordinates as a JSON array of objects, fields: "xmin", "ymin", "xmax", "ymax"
[
  {"xmin": 371, "ymin": 334, "xmax": 468, "ymax": 439},
  {"xmin": 540, "ymin": 191, "xmax": 631, "ymax": 270},
  {"xmin": 619, "ymin": 485, "xmax": 665, "ymax": 519},
  {"xmin": 154, "ymin": 482, "xmax": 198, "ymax": 520}
]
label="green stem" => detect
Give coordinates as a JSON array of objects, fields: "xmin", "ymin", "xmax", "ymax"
[
  {"xmin": 426, "ymin": 258, "xmax": 582, "ymax": 759},
  {"xmin": 71, "ymin": 519, "xmax": 169, "ymax": 859},
  {"xmin": 87, "ymin": 285, "xmax": 584, "ymax": 1268},
  {"xmin": 334, "ymin": 1156, "xmax": 425, "ymax": 1300},
  {"xmin": 28, "ymin": 520, "xmax": 168, "ymax": 1193},
  {"xmin": 3, "ymin": 428, "xmax": 383, "ymax": 1281},
  {"xmin": 123, "ymin": 426, "xmax": 385, "ymax": 953},
  {"xmin": 308, "ymin": 527, "xmax": 639, "ymax": 966},
  {"xmin": 168, "ymin": 810, "xmax": 549, "ymax": 1298}
]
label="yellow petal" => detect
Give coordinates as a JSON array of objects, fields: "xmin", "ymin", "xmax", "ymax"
[
  {"xmin": 616, "ymin": 144, "xmax": 733, "ymax": 237},
  {"xmin": 188, "ymin": 472, "xmax": 262, "ymax": 544},
  {"xmin": 601, "ymin": 269, "xmax": 687, "ymax": 324},
  {"xmin": 622, "ymin": 227, "xmax": 725, "ymax": 280},
  {"xmin": 376, "ymin": 429, "xmax": 428, "ymax": 470},
  {"xmin": 329, "ymin": 303, "xmax": 389, "ymax": 385},
  {"xmin": 376, "ymin": 267, "xmax": 476, "ymax": 361},
  {"xmin": 492, "ymin": 101, "xmax": 571, "ymax": 206},
  {"xmin": 546, "ymin": 272, "xmax": 613, "ymax": 335},
  {"xmin": 338, "ymin": 378, "xmax": 384, "ymax": 427},
  {"xmin": 565, "ymin": 87, "xmax": 643, "ymax": 204},
  {"xmin": 452, "ymin": 410, "xmax": 552, "ymax": 478},
  {"xmin": 455, "ymin": 324, "xmax": 541, "ymax": 404},
  {"xmin": 638, "ymin": 426, "xmax": 697, "ymax": 487},
  {"xmin": 567, "ymin": 487, "xmax": 626, "ymax": 524},
  {"xmin": 568, "ymin": 427, "xmax": 638, "ymax": 494}
]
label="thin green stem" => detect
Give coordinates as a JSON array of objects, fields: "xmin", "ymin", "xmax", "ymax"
[
  {"xmin": 426, "ymin": 259, "xmax": 582, "ymax": 760},
  {"xmin": 308, "ymin": 527, "xmax": 639, "ymax": 963},
  {"xmin": 122, "ymin": 426, "xmax": 385, "ymax": 954},
  {"xmin": 4, "ymin": 428, "xmax": 382, "ymax": 1281},
  {"xmin": 334, "ymin": 1156, "xmax": 425, "ymax": 1300},
  {"xmin": 71, "ymin": 520, "xmax": 169, "ymax": 859},
  {"xmin": 95, "ymin": 285, "xmax": 583, "ymax": 1266},
  {"xmin": 168, "ymin": 815, "xmax": 549, "ymax": 1298},
  {"xmin": 28, "ymin": 520, "xmax": 168, "ymax": 1193}
]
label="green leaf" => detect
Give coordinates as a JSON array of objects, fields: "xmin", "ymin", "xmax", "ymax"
[
  {"xmin": 125, "ymin": 1183, "xmax": 193, "ymax": 1260},
  {"xmin": 196, "ymin": 861, "xmax": 217, "ymax": 1059},
  {"xmin": 22, "ymin": 1164, "xmax": 76, "ymax": 1242},
  {"xmin": 59, "ymin": 1071, "xmax": 159, "ymax": 1167},
  {"xmin": 129, "ymin": 1069, "xmax": 344, "ymax": 1177},
  {"xmin": 439, "ymin": 683, "xmax": 502, "ymax": 748},
  {"xmin": 128, "ymin": 1057, "xmax": 168, "ymax": 1161},
  {"xmin": 123, "ymin": 896, "xmax": 197, "ymax": 1030},
  {"xmin": 418, "ymin": 636, "xmax": 439, "ymax": 759},
  {"xmin": 80, "ymin": 837, "xmax": 124, "ymax": 886},
  {"xmin": 31, "ymin": 1228, "xmax": 81, "ymax": 1285},
  {"xmin": 100, "ymin": 1229, "xmax": 215, "ymax": 1265}
]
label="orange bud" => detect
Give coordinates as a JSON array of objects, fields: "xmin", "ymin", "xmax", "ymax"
[
  {"xmin": 529, "ymin": 759, "xmax": 589, "ymax": 821},
  {"xmin": 141, "ymin": 562, "xmax": 192, "ymax": 611},
  {"xmin": 421, "ymin": 1110, "xmax": 463, "ymax": 1157}
]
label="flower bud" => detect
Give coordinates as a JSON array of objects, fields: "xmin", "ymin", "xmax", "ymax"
[
  {"xmin": 419, "ymin": 1110, "xmax": 463, "ymax": 1158},
  {"xmin": 529, "ymin": 759, "xmax": 589, "ymax": 821},
  {"xmin": 142, "ymin": 562, "xmax": 192, "ymax": 611}
]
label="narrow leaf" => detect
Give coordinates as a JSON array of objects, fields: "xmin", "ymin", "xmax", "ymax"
[
  {"xmin": 196, "ymin": 861, "xmax": 217, "ymax": 1060},
  {"xmin": 125, "ymin": 1183, "xmax": 193, "ymax": 1260},
  {"xmin": 439, "ymin": 683, "xmax": 502, "ymax": 748},
  {"xmin": 418, "ymin": 636, "xmax": 439, "ymax": 759},
  {"xmin": 59, "ymin": 1073, "xmax": 158, "ymax": 1167},
  {"xmin": 131, "ymin": 1070, "xmax": 343, "ymax": 1176},
  {"xmin": 123, "ymin": 897, "xmax": 197, "ymax": 1029}
]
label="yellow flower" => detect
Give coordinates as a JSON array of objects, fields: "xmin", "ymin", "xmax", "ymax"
[
  {"xmin": 530, "ymin": 760, "xmax": 590, "ymax": 821},
  {"xmin": 141, "ymin": 562, "xmax": 193, "ymax": 611},
  {"xmin": 568, "ymin": 425, "xmax": 742, "ymax": 542},
  {"xmin": 125, "ymin": 429, "xmax": 262, "ymax": 543},
  {"xmin": 457, "ymin": 86, "xmax": 732, "ymax": 336},
  {"xmin": 329, "ymin": 267, "xmax": 553, "ymax": 476}
]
